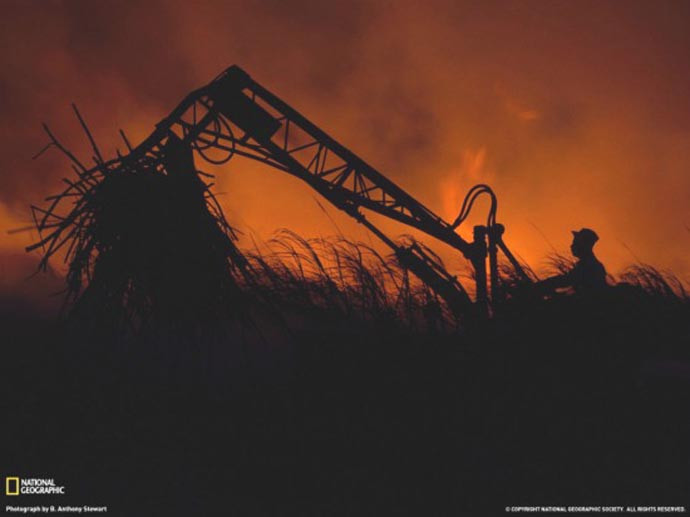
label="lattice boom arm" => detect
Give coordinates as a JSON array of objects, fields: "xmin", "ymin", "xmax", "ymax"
[
  {"xmin": 219, "ymin": 66, "xmax": 474, "ymax": 258},
  {"xmin": 134, "ymin": 66, "xmax": 477, "ymax": 261},
  {"xmin": 116, "ymin": 65, "xmax": 485, "ymax": 312}
]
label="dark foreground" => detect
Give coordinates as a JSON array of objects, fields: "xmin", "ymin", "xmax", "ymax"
[{"xmin": 2, "ymin": 291, "xmax": 689, "ymax": 516}]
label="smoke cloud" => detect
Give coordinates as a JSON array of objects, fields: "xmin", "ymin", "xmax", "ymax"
[{"xmin": 1, "ymin": 0, "xmax": 688, "ymax": 286}]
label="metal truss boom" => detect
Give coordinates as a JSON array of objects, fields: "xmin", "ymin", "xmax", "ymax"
[{"xmin": 110, "ymin": 65, "xmax": 528, "ymax": 316}]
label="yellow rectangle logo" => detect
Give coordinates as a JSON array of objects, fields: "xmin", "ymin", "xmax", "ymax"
[{"xmin": 6, "ymin": 476, "xmax": 19, "ymax": 496}]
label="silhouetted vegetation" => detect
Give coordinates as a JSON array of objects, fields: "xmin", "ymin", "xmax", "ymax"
[{"xmin": 4, "ymin": 229, "xmax": 689, "ymax": 514}]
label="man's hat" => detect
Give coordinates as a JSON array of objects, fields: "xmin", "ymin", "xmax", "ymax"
[{"xmin": 571, "ymin": 228, "xmax": 599, "ymax": 247}]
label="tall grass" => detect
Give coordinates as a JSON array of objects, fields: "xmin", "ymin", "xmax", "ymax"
[
  {"xmin": 619, "ymin": 263, "xmax": 688, "ymax": 299},
  {"xmin": 239, "ymin": 229, "xmax": 456, "ymax": 332}
]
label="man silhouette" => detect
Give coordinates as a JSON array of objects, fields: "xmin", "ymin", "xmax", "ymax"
[{"xmin": 538, "ymin": 228, "xmax": 607, "ymax": 293}]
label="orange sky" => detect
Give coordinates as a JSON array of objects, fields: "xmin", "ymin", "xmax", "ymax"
[{"xmin": 1, "ymin": 0, "xmax": 689, "ymax": 296}]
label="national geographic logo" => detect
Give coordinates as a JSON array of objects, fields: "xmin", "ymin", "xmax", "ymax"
[
  {"xmin": 5, "ymin": 477, "xmax": 66, "ymax": 496},
  {"xmin": 5, "ymin": 477, "xmax": 19, "ymax": 496}
]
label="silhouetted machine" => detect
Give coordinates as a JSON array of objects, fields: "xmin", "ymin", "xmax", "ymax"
[{"xmin": 65, "ymin": 65, "xmax": 529, "ymax": 317}]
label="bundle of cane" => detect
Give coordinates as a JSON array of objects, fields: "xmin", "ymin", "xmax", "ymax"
[{"xmin": 29, "ymin": 109, "xmax": 249, "ymax": 335}]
